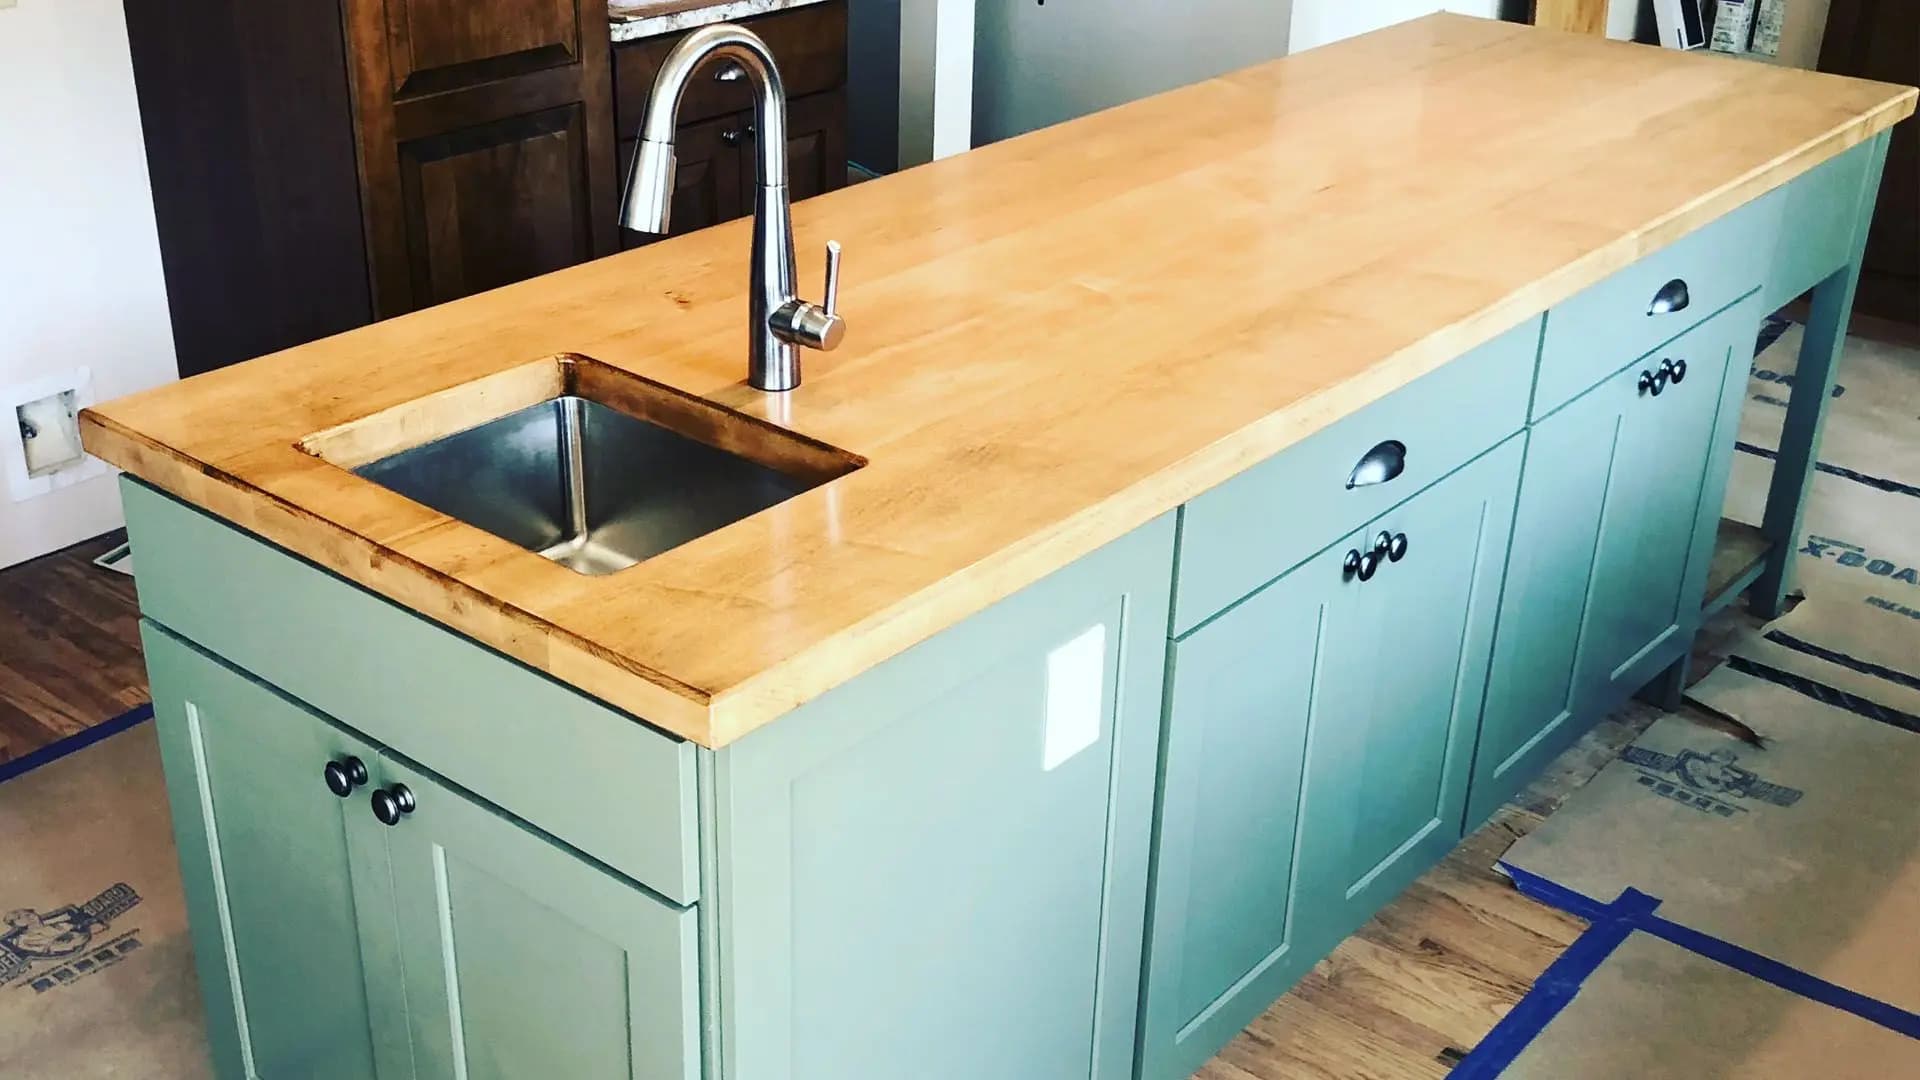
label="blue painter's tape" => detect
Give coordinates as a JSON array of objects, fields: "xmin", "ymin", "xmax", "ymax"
[
  {"xmin": 1499, "ymin": 863, "xmax": 1614, "ymax": 922},
  {"xmin": 1456, "ymin": 862, "xmax": 1920, "ymax": 1077},
  {"xmin": 0, "ymin": 703, "xmax": 154, "ymax": 787},
  {"xmin": 1449, "ymin": 872, "xmax": 1661, "ymax": 1079},
  {"xmin": 1643, "ymin": 917, "xmax": 1920, "ymax": 1040}
]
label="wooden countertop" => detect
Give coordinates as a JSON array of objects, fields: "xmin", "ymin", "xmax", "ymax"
[{"xmin": 83, "ymin": 16, "xmax": 1914, "ymax": 748}]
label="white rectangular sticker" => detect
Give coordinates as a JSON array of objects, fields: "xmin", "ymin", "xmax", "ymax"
[{"xmin": 1043, "ymin": 624, "xmax": 1107, "ymax": 771}]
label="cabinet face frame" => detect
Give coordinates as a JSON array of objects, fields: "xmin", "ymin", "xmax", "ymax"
[{"xmin": 709, "ymin": 515, "xmax": 1175, "ymax": 1080}]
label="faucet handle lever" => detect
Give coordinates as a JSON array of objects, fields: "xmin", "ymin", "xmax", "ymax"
[
  {"xmin": 770, "ymin": 241, "xmax": 847, "ymax": 353},
  {"xmin": 822, "ymin": 240, "xmax": 842, "ymax": 319}
]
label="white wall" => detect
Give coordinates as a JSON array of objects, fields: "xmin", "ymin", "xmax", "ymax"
[
  {"xmin": 0, "ymin": 0, "xmax": 176, "ymax": 569},
  {"xmin": 1290, "ymin": 0, "xmax": 1505, "ymax": 52}
]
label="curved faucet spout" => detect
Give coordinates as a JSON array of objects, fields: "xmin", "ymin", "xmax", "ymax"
[{"xmin": 618, "ymin": 22, "xmax": 840, "ymax": 393}]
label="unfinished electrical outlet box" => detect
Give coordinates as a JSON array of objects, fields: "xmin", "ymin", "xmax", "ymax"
[
  {"xmin": 17, "ymin": 389, "xmax": 85, "ymax": 478},
  {"xmin": 4, "ymin": 368, "xmax": 108, "ymax": 504}
]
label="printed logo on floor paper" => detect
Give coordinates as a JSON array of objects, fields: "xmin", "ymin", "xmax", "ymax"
[
  {"xmin": 1620, "ymin": 747, "xmax": 1804, "ymax": 818},
  {"xmin": 0, "ymin": 883, "xmax": 144, "ymax": 994}
]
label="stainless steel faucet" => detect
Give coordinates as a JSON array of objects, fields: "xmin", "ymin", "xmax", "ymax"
[{"xmin": 619, "ymin": 23, "xmax": 844, "ymax": 393}]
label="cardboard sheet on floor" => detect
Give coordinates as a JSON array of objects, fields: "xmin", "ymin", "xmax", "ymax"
[
  {"xmin": 1739, "ymin": 321, "xmax": 1920, "ymax": 487},
  {"xmin": 1723, "ymin": 322, "xmax": 1920, "ymax": 705},
  {"xmin": 0, "ymin": 722, "xmax": 206, "ymax": 1079},
  {"xmin": 1502, "ymin": 933, "xmax": 1920, "ymax": 1078},
  {"xmin": 1727, "ymin": 599, "xmax": 1920, "ymax": 722},
  {"xmin": 1501, "ymin": 662, "xmax": 1920, "ymax": 1016}
]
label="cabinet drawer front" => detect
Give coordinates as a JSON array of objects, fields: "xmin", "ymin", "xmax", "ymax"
[
  {"xmin": 1535, "ymin": 195, "xmax": 1778, "ymax": 419},
  {"xmin": 121, "ymin": 479, "xmax": 700, "ymax": 905},
  {"xmin": 1765, "ymin": 139, "xmax": 1876, "ymax": 308},
  {"xmin": 613, "ymin": 0, "xmax": 847, "ymax": 132},
  {"xmin": 1174, "ymin": 316, "xmax": 1538, "ymax": 634}
]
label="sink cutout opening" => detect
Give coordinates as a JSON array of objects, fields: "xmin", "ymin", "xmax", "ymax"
[{"xmin": 298, "ymin": 354, "xmax": 865, "ymax": 575}]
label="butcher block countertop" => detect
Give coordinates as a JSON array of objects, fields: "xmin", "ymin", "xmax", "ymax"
[{"xmin": 82, "ymin": 16, "xmax": 1914, "ymax": 748}]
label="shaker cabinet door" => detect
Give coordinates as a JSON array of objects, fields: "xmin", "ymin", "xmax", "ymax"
[
  {"xmin": 1576, "ymin": 320, "xmax": 1740, "ymax": 703},
  {"xmin": 1139, "ymin": 536, "xmax": 1357, "ymax": 1080},
  {"xmin": 376, "ymin": 756, "xmax": 700, "ymax": 1080},
  {"xmin": 142, "ymin": 623, "xmax": 394, "ymax": 1080},
  {"xmin": 1468, "ymin": 301, "xmax": 1751, "ymax": 826},
  {"xmin": 1295, "ymin": 436, "xmax": 1522, "ymax": 945}
]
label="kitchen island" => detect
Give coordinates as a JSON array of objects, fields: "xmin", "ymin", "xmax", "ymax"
[{"xmin": 82, "ymin": 15, "xmax": 1912, "ymax": 1080}]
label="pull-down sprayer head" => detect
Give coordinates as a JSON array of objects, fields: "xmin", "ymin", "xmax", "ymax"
[{"xmin": 619, "ymin": 23, "xmax": 789, "ymax": 236}]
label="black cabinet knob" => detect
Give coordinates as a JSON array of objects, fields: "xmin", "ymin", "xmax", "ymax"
[
  {"xmin": 371, "ymin": 784, "xmax": 417, "ymax": 827},
  {"xmin": 1387, "ymin": 532, "xmax": 1409, "ymax": 562},
  {"xmin": 323, "ymin": 756, "xmax": 368, "ymax": 798},
  {"xmin": 1638, "ymin": 369, "xmax": 1667, "ymax": 396},
  {"xmin": 1661, "ymin": 357, "xmax": 1688, "ymax": 384},
  {"xmin": 1356, "ymin": 549, "xmax": 1382, "ymax": 582}
]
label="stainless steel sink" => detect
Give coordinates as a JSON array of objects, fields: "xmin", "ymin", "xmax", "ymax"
[{"xmin": 353, "ymin": 392, "xmax": 847, "ymax": 575}]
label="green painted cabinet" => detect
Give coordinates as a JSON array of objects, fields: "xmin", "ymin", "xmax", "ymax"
[
  {"xmin": 710, "ymin": 515, "xmax": 1175, "ymax": 1080},
  {"xmin": 1138, "ymin": 535, "xmax": 1353, "ymax": 1080},
  {"xmin": 1466, "ymin": 295, "xmax": 1762, "ymax": 826},
  {"xmin": 143, "ymin": 622, "xmax": 698, "ymax": 1080},
  {"xmin": 1291, "ymin": 436, "xmax": 1523, "ymax": 946},
  {"xmin": 144, "ymin": 621, "xmax": 390, "ymax": 1080},
  {"xmin": 1139, "ymin": 436, "xmax": 1523, "ymax": 1080},
  {"xmin": 380, "ymin": 756, "xmax": 699, "ymax": 1080}
]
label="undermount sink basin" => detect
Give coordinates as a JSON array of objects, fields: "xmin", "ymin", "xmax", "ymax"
[{"xmin": 308, "ymin": 355, "xmax": 864, "ymax": 576}]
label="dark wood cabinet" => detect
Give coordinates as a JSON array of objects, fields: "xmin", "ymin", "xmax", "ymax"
[
  {"xmin": 127, "ymin": 0, "xmax": 847, "ymax": 377},
  {"xmin": 340, "ymin": 0, "xmax": 617, "ymax": 317},
  {"xmin": 613, "ymin": 2, "xmax": 848, "ymax": 251},
  {"xmin": 128, "ymin": 0, "xmax": 616, "ymax": 376}
]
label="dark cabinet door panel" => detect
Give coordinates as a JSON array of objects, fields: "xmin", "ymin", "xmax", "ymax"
[
  {"xmin": 399, "ymin": 106, "xmax": 597, "ymax": 305},
  {"xmin": 383, "ymin": 0, "xmax": 583, "ymax": 96},
  {"xmin": 343, "ymin": 0, "xmax": 616, "ymax": 318}
]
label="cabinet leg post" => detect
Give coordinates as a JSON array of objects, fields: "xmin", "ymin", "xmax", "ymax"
[
  {"xmin": 1751, "ymin": 133, "xmax": 1890, "ymax": 620},
  {"xmin": 1635, "ymin": 652, "xmax": 1689, "ymax": 711}
]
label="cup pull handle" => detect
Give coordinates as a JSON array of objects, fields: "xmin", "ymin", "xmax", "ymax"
[
  {"xmin": 1648, "ymin": 278, "xmax": 1691, "ymax": 316},
  {"xmin": 1347, "ymin": 440, "xmax": 1407, "ymax": 489}
]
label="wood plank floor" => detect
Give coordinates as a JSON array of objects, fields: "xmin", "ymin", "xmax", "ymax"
[
  {"xmin": 0, "ymin": 531, "xmax": 147, "ymax": 765},
  {"xmin": 0, "ymin": 528, "xmax": 1758, "ymax": 1078}
]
